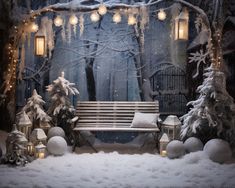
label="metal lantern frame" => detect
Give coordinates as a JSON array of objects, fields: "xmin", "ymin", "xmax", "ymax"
[
  {"xmin": 34, "ymin": 35, "xmax": 46, "ymax": 56},
  {"xmin": 174, "ymin": 8, "xmax": 189, "ymax": 41}
]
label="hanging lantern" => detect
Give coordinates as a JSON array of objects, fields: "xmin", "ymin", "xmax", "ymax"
[
  {"xmin": 54, "ymin": 16, "xmax": 63, "ymax": 27},
  {"xmin": 27, "ymin": 142, "xmax": 34, "ymax": 156},
  {"xmin": 31, "ymin": 22, "xmax": 39, "ymax": 33},
  {"xmin": 69, "ymin": 14, "xmax": 78, "ymax": 25},
  {"xmin": 157, "ymin": 9, "xmax": 166, "ymax": 21},
  {"xmin": 128, "ymin": 14, "xmax": 136, "ymax": 25},
  {"xmin": 98, "ymin": 4, "xmax": 107, "ymax": 15},
  {"xmin": 35, "ymin": 35, "xmax": 46, "ymax": 56},
  {"xmin": 159, "ymin": 133, "xmax": 170, "ymax": 157},
  {"xmin": 174, "ymin": 8, "xmax": 189, "ymax": 40},
  {"xmin": 90, "ymin": 11, "xmax": 100, "ymax": 22},
  {"xmin": 113, "ymin": 12, "xmax": 121, "ymax": 23},
  {"xmin": 35, "ymin": 142, "xmax": 46, "ymax": 159}
]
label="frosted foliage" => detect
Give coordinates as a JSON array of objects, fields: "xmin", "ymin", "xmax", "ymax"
[
  {"xmin": 47, "ymin": 136, "xmax": 67, "ymax": 156},
  {"xmin": 204, "ymin": 139, "xmax": 232, "ymax": 163},
  {"xmin": 23, "ymin": 89, "xmax": 51, "ymax": 123},
  {"xmin": 46, "ymin": 72, "xmax": 79, "ymax": 116},
  {"xmin": 166, "ymin": 140, "xmax": 186, "ymax": 159},
  {"xmin": 47, "ymin": 127, "xmax": 65, "ymax": 139},
  {"xmin": 184, "ymin": 137, "xmax": 203, "ymax": 153},
  {"xmin": 181, "ymin": 67, "xmax": 235, "ymax": 147}
]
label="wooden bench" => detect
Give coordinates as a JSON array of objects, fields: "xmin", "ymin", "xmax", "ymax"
[{"xmin": 73, "ymin": 101, "xmax": 160, "ymax": 152}]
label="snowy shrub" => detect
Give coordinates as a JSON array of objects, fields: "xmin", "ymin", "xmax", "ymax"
[
  {"xmin": 166, "ymin": 140, "xmax": 186, "ymax": 159},
  {"xmin": 47, "ymin": 127, "xmax": 65, "ymax": 139},
  {"xmin": 184, "ymin": 137, "xmax": 203, "ymax": 153},
  {"xmin": 204, "ymin": 139, "xmax": 232, "ymax": 163},
  {"xmin": 47, "ymin": 136, "xmax": 67, "ymax": 156}
]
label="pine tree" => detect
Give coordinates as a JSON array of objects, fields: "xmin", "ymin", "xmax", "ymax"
[
  {"xmin": 181, "ymin": 66, "xmax": 235, "ymax": 146},
  {"xmin": 23, "ymin": 89, "xmax": 51, "ymax": 129}
]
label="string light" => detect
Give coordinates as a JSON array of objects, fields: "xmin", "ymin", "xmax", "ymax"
[
  {"xmin": 69, "ymin": 14, "xmax": 78, "ymax": 25},
  {"xmin": 90, "ymin": 11, "xmax": 100, "ymax": 22},
  {"xmin": 54, "ymin": 16, "xmax": 63, "ymax": 27},
  {"xmin": 31, "ymin": 22, "xmax": 39, "ymax": 32},
  {"xmin": 98, "ymin": 4, "xmax": 107, "ymax": 15},
  {"xmin": 157, "ymin": 9, "xmax": 166, "ymax": 21},
  {"xmin": 128, "ymin": 14, "xmax": 136, "ymax": 25},
  {"xmin": 113, "ymin": 12, "xmax": 121, "ymax": 23}
]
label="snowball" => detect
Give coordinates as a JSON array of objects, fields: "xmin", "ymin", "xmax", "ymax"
[
  {"xmin": 166, "ymin": 140, "xmax": 186, "ymax": 159},
  {"xmin": 203, "ymin": 139, "xmax": 232, "ymax": 163},
  {"xmin": 184, "ymin": 137, "xmax": 203, "ymax": 153},
  {"xmin": 47, "ymin": 136, "xmax": 67, "ymax": 156},
  {"xmin": 47, "ymin": 127, "xmax": 65, "ymax": 139}
]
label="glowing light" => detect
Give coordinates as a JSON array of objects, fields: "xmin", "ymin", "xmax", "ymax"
[
  {"xmin": 90, "ymin": 12, "xmax": 100, "ymax": 22},
  {"xmin": 69, "ymin": 14, "xmax": 78, "ymax": 25},
  {"xmin": 157, "ymin": 9, "xmax": 166, "ymax": 21},
  {"xmin": 128, "ymin": 15, "xmax": 136, "ymax": 25},
  {"xmin": 54, "ymin": 16, "xmax": 63, "ymax": 27},
  {"xmin": 35, "ymin": 36, "xmax": 45, "ymax": 56},
  {"xmin": 98, "ymin": 4, "xmax": 107, "ymax": 15},
  {"xmin": 113, "ymin": 12, "xmax": 121, "ymax": 23},
  {"xmin": 31, "ymin": 22, "xmax": 39, "ymax": 32}
]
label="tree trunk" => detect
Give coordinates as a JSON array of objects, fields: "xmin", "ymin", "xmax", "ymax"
[{"xmin": 85, "ymin": 61, "xmax": 96, "ymax": 101}]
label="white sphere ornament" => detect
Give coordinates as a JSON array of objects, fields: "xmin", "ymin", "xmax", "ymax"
[
  {"xmin": 157, "ymin": 9, "xmax": 166, "ymax": 21},
  {"xmin": 47, "ymin": 136, "xmax": 67, "ymax": 156},
  {"xmin": 31, "ymin": 22, "xmax": 39, "ymax": 32},
  {"xmin": 113, "ymin": 12, "xmax": 121, "ymax": 23},
  {"xmin": 128, "ymin": 15, "xmax": 136, "ymax": 25},
  {"xmin": 204, "ymin": 139, "xmax": 232, "ymax": 163},
  {"xmin": 47, "ymin": 127, "xmax": 65, "ymax": 139},
  {"xmin": 98, "ymin": 4, "xmax": 107, "ymax": 15},
  {"xmin": 184, "ymin": 137, "xmax": 203, "ymax": 153},
  {"xmin": 90, "ymin": 12, "xmax": 100, "ymax": 22},
  {"xmin": 69, "ymin": 14, "xmax": 78, "ymax": 25},
  {"xmin": 54, "ymin": 16, "xmax": 63, "ymax": 27},
  {"xmin": 166, "ymin": 140, "xmax": 186, "ymax": 159}
]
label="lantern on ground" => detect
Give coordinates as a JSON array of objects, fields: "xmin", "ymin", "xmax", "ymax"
[
  {"xmin": 162, "ymin": 115, "xmax": 181, "ymax": 140},
  {"xmin": 174, "ymin": 8, "xmax": 189, "ymax": 40},
  {"xmin": 27, "ymin": 142, "xmax": 34, "ymax": 156},
  {"xmin": 35, "ymin": 33, "xmax": 46, "ymax": 56},
  {"xmin": 128, "ymin": 14, "xmax": 136, "ymax": 25},
  {"xmin": 98, "ymin": 3, "xmax": 107, "ymax": 15},
  {"xmin": 17, "ymin": 111, "xmax": 32, "ymax": 139},
  {"xmin": 30, "ymin": 128, "xmax": 47, "ymax": 145},
  {"xmin": 90, "ymin": 11, "xmax": 100, "ymax": 22},
  {"xmin": 113, "ymin": 12, "xmax": 121, "ymax": 23},
  {"xmin": 54, "ymin": 16, "xmax": 63, "ymax": 27},
  {"xmin": 159, "ymin": 133, "xmax": 170, "ymax": 157},
  {"xmin": 35, "ymin": 142, "xmax": 46, "ymax": 159},
  {"xmin": 157, "ymin": 9, "xmax": 166, "ymax": 21}
]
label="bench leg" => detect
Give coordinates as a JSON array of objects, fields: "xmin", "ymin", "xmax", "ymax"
[
  {"xmin": 72, "ymin": 131, "xmax": 80, "ymax": 152},
  {"xmin": 78, "ymin": 132, "xmax": 98, "ymax": 153}
]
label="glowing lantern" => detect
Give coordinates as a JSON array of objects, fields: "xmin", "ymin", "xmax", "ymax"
[
  {"xmin": 31, "ymin": 22, "xmax": 39, "ymax": 32},
  {"xmin": 35, "ymin": 35, "xmax": 46, "ymax": 56},
  {"xmin": 157, "ymin": 9, "xmax": 166, "ymax": 21},
  {"xmin": 98, "ymin": 4, "xmax": 107, "ymax": 15},
  {"xmin": 159, "ymin": 133, "xmax": 170, "ymax": 157},
  {"xmin": 54, "ymin": 16, "xmax": 63, "ymax": 27},
  {"xmin": 27, "ymin": 142, "xmax": 34, "ymax": 156},
  {"xmin": 113, "ymin": 12, "xmax": 121, "ymax": 23},
  {"xmin": 128, "ymin": 14, "xmax": 136, "ymax": 25},
  {"xmin": 90, "ymin": 12, "xmax": 100, "ymax": 22},
  {"xmin": 69, "ymin": 14, "xmax": 78, "ymax": 25},
  {"xmin": 35, "ymin": 142, "xmax": 46, "ymax": 159},
  {"xmin": 174, "ymin": 8, "xmax": 189, "ymax": 40}
]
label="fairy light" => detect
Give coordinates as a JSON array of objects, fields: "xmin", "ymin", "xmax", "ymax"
[
  {"xmin": 157, "ymin": 9, "xmax": 166, "ymax": 21},
  {"xmin": 54, "ymin": 16, "xmax": 63, "ymax": 27},
  {"xmin": 90, "ymin": 11, "xmax": 100, "ymax": 22},
  {"xmin": 69, "ymin": 14, "xmax": 78, "ymax": 25},
  {"xmin": 128, "ymin": 14, "xmax": 136, "ymax": 25},
  {"xmin": 31, "ymin": 22, "xmax": 39, "ymax": 32},
  {"xmin": 98, "ymin": 3, "xmax": 107, "ymax": 15},
  {"xmin": 113, "ymin": 12, "xmax": 121, "ymax": 23}
]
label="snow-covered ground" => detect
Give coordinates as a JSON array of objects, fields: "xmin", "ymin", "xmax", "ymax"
[{"xmin": 1, "ymin": 130, "xmax": 235, "ymax": 188}]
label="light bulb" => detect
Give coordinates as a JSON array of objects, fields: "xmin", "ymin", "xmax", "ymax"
[
  {"xmin": 69, "ymin": 14, "xmax": 78, "ymax": 25},
  {"xmin": 31, "ymin": 22, "xmax": 39, "ymax": 32},
  {"xmin": 157, "ymin": 9, "xmax": 166, "ymax": 21},
  {"xmin": 128, "ymin": 15, "xmax": 136, "ymax": 25},
  {"xmin": 113, "ymin": 12, "xmax": 121, "ymax": 23},
  {"xmin": 90, "ymin": 12, "xmax": 100, "ymax": 22},
  {"xmin": 54, "ymin": 16, "xmax": 63, "ymax": 27},
  {"xmin": 98, "ymin": 4, "xmax": 107, "ymax": 15}
]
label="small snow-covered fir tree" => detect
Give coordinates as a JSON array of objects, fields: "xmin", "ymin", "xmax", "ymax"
[
  {"xmin": 46, "ymin": 72, "xmax": 79, "ymax": 141},
  {"xmin": 181, "ymin": 66, "xmax": 235, "ymax": 146},
  {"xmin": 23, "ymin": 89, "xmax": 51, "ymax": 129}
]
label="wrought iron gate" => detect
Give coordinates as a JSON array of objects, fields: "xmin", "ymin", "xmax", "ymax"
[{"xmin": 150, "ymin": 63, "xmax": 188, "ymax": 116}]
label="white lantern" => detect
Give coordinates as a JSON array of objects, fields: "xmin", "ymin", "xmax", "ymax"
[
  {"xmin": 69, "ymin": 14, "xmax": 78, "ymax": 25},
  {"xmin": 157, "ymin": 9, "xmax": 166, "ymax": 21},
  {"xmin": 113, "ymin": 12, "xmax": 121, "ymax": 23},
  {"xmin": 31, "ymin": 22, "xmax": 39, "ymax": 32},
  {"xmin": 17, "ymin": 111, "xmax": 32, "ymax": 139},
  {"xmin": 54, "ymin": 16, "xmax": 63, "ymax": 27},
  {"xmin": 27, "ymin": 142, "xmax": 34, "ymax": 156},
  {"xmin": 159, "ymin": 133, "xmax": 170, "ymax": 157},
  {"xmin": 162, "ymin": 115, "xmax": 181, "ymax": 140},
  {"xmin": 30, "ymin": 128, "xmax": 47, "ymax": 145},
  {"xmin": 90, "ymin": 12, "xmax": 100, "ymax": 22},
  {"xmin": 35, "ymin": 142, "xmax": 46, "ymax": 159},
  {"xmin": 128, "ymin": 14, "xmax": 136, "ymax": 25},
  {"xmin": 174, "ymin": 8, "xmax": 189, "ymax": 40},
  {"xmin": 98, "ymin": 4, "xmax": 107, "ymax": 15}
]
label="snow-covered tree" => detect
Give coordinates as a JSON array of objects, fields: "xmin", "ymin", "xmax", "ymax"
[
  {"xmin": 23, "ymin": 89, "xmax": 51, "ymax": 129},
  {"xmin": 180, "ymin": 66, "xmax": 235, "ymax": 147}
]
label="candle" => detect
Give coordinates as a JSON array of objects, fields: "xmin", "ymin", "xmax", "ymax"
[
  {"xmin": 161, "ymin": 150, "xmax": 167, "ymax": 157},
  {"xmin": 38, "ymin": 152, "xmax": 45, "ymax": 159}
]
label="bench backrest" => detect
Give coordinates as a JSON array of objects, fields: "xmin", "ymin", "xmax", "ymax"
[{"xmin": 76, "ymin": 101, "xmax": 159, "ymax": 127}]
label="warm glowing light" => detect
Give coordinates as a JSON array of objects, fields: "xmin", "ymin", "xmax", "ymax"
[
  {"xmin": 157, "ymin": 9, "xmax": 166, "ymax": 21},
  {"xmin": 69, "ymin": 14, "xmax": 78, "ymax": 25},
  {"xmin": 174, "ymin": 8, "xmax": 189, "ymax": 40},
  {"xmin": 128, "ymin": 15, "xmax": 136, "ymax": 25},
  {"xmin": 113, "ymin": 12, "xmax": 121, "ymax": 23},
  {"xmin": 54, "ymin": 16, "xmax": 63, "ymax": 27},
  {"xmin": 98, "ymin": 4, "xmax": 107, "ymax": 15},
  {"xmin": 35, "ymin": 36, "xmax": 45, "ymax": 56},
  {"xmin": 90, "ymin": 12, "xmax": 100, "ymax": 22},
  {"xmin": 31, "ymin": 22, "xmax": 39, "ymax": 32}
]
